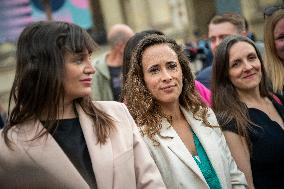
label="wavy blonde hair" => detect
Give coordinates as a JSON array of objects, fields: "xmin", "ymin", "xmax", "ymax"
[
  {"xmin": 264, "ymin": 10, "xmax": 284, "ymax": 94},
  {"xmin": 124, "ymin": 35, "xmax": 212, "ymax": 143}
]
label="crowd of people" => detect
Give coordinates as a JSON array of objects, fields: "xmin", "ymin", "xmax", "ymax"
[{"xmin": 0, "ymin": 2, "xmax": 283, "ymax": 189}]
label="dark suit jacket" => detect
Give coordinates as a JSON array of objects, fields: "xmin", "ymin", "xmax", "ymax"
[{"xmin": 196, "ymin": 66, "xmax": 212, "ymax": 89}]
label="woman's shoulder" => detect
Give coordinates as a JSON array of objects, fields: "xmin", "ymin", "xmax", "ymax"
[
  {"xmin": 206, "ymin": 107, "xmax": 216, "ymax": 117},
  {"xmin": 205, "ymin": 108, "xmax": 239, "ymax": 136},
  {"xmin": 206, "ymin": 108, "xmax": 220, "ymax": 126},
  {"xmin": 93, "ymin": 101, "xmax": 134, "ymax": 126},
  {"xmin": 0, "ymin": 120, "xmax": 45, "ymax": 151},
  {"xmin": 94, "ymin": 100, "xmax": 123, "ymax": 106},
  {"xmin": 182, "ymin": 107, "xmax": 223, "ymax": 136},
  {"xmin": 93, "ymin": 101, "xmax": 127, "ymax": 113}
]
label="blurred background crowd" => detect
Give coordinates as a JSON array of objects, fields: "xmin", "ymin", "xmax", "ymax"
[
  {"xmin": 0, "ymin": 1, "xmax": 284, "ymax": 188},
  {"xmin": 0, "ymin": 0, "xmax": 283, "ymax": 121}
]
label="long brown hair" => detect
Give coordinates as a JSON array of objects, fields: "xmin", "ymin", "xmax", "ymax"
[
  {"xmin": 124, "ymin": 34, "xmax": 212, "ymax": 143},
  {"xmin": 212, "ymin": 35, "xmax": 269, "ymax": 148},
  {"xmin": 4, "ymin": 21, "xmax": 114, "ymax": 148}
]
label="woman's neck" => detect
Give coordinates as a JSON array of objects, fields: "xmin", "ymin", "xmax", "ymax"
[
  {"xmin": 237, "ymin": 87, "xmax": 266, "ymax": 107},
  {"xmin": 160, "ymin": 102, "xmax": 182, "ymax": 121},
  {"xmin": 59, "ymin": 100, "xmax": 77, "ymax": 119},
  {"xmin": 39, "ymin": 99, "xmax": 77, "ymax": 121}
]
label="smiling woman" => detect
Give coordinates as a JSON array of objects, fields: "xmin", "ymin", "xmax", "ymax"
[
  {"xmin": 228, "ymin": 41, "xmax": 262, "ymax": 92},
  {"xmin": 0, "ymin": 21, "xmax": 166, "ymax": 189},
  {"xmin": 212, "ymin": 35, "xmax": 284, "ymax": 189},
  {"xmin": 124, "ymin": 34, "xmax": 247, "ymax": 189}
]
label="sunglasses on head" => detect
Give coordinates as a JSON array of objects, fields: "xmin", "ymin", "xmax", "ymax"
[{"xmin": 264, "ymin": 4, "xmax": 284, "ymax": 18}]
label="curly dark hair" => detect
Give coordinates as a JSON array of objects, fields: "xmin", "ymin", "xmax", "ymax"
[{"xmin": 124, "ymin": 34, "xmax": 213, "ymax": 143}]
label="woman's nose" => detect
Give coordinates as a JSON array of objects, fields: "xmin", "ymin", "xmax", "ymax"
[
  {"xmin": 84, "ymin": 62, "xmax": 96, "ymax": 75},
  {"xmin": 243, "ymin": 61, "xmax": 253, "ymax": 71},
  {"xmin": 161, "ymin": 70, "xmax": 173, "ymax": 82}
]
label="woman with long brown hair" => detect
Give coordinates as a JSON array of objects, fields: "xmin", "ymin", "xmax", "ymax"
[
  {"xmin": 0, "ymin": 21, "xmax": 165, "ymax": 189},
  {"xmin": 212, "ymin": 35, "xmax": 284, "ymax": 189}
]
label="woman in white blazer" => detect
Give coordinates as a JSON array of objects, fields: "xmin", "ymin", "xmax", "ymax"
[
  {"xmin": 123, "ymin": 34, "xmax": 247, "ymax": 189},
  {"xmin": 0, "ymin": 21, "xmax": 166, "ymax": 189}
]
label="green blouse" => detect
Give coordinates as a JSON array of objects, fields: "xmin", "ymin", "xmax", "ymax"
[{"xmin": 192, "ymin": 131, "xmax": 222, "ymax": 189}]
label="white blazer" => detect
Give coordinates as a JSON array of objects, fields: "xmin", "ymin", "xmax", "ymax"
[
  {"xmin": 143, "ymin": 107, "xmax": 247, "ymax": 189},
  {"xmin": 0, "ymin": 101, "xmax": 166, "ymax": 189}
]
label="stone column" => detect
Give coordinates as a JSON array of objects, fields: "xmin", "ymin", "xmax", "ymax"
[
  {"xmin": 121, "ymin": 0, "xmax": 150, "ymax": 31},
  {"xmin": 99, "ymin": 0, "xmax": 125, "ymax": 31}
]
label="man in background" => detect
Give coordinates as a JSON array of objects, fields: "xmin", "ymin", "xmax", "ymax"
[
  {"xmin": 92, "ymin": 24, "xmax": 134, "ymax": 101},
  {"xmin": 196, "ymin": 13, "xmax": 247, "ymax": 89}
]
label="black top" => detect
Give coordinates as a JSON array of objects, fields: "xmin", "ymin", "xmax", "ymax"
[
  {"xmin": 222, "ymin": 95, "xmax": 284, "ymax": 189},
  {"xmin": 108, "ymin": 65, "xmax": 122, "ymax": 101},
  {"xmin": 44, "ymin": 118, "xmax": 97, "ymax": 189}
]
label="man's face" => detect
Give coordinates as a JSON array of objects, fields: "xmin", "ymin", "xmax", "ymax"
[{"xmin": 208, "ymin": 22, "xmax": 239, "ymax": 55}]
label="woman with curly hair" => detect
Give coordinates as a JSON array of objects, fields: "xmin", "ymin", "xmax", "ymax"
[
  {"xmin": 121, "ymin": 30, "xmax": 212, "ymax": 106},
  {"xmin": 123, "ymin": 34, "xmax": 247, "ymax": 189}
]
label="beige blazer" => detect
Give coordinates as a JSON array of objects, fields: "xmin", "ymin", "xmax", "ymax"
[
  {"xmin": 143, "ymin": 107, "xmax": 247, "ymax": 189},
  {"xmin": 0, "ymin": 101, "xmax": 166, "ymax": 189}
]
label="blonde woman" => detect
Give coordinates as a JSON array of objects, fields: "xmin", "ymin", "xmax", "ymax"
[{"xmin": 263, "ymin": 4, "xmax": 284, "ymax": 94}]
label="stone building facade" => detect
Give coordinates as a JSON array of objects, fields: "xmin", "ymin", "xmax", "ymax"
[{"xmin": 0, "ymin": 0, "xmax": 282, "ymax": 111}]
